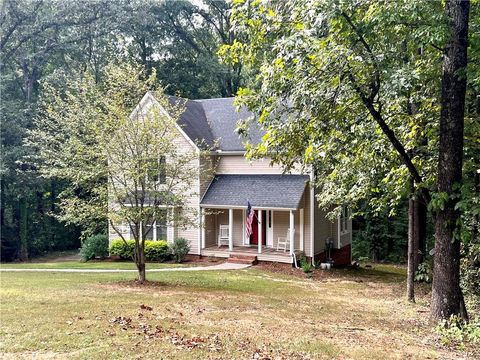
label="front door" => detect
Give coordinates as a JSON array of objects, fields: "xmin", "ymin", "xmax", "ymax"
[{"xmin": 250, "ymin": 210, "xmax": 266, "ymax": 245}]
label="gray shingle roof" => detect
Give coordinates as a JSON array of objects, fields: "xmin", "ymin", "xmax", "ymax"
[
  {"xmin": 197, "ymin": 98, "xmax": 264, "ymax": 151},
  {"xmin": 200, "ymin": 174, "xmax": 310, "ymax": 209},
  {"xmin": 166, "ymin": 95, "xmax": 263, "ymax": 151},
  {"xmin": 168, "ymin": 96, "xmax": 215, "ymax": 148}
]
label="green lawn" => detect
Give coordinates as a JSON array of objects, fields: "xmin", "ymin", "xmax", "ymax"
[
  {"xmin": 0, "ymin": 261, "xmax": 198, "ymax": 270},
  {"xmin": 0, "ymin": 265, "xmax": 470, "ymax": 359}
]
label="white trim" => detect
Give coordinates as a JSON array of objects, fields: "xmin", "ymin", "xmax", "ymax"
[
  {"xmin": 228, "ymin": 208, "xmax": 233, "ymax": 251},
  {"xmin": 167, "ymin": 208, "xmax": 174, "ymax": 243},
  {"xmin": 289, "ymin": 210, "xmax": 295, "ymax": 256},
  {"xmin": 201, "ymin": 208, "xmax": 205, "ymax": 249},
  {"xmin": 197, "ymin": 156, "xmax": 201, "ymax": 255},
  {"xmin": 242, "ymin": 209, "xmax": 248, "ymax": 245},
  {"xmin": 258, "ymin": 210, "xmax": 262, "ymax": 254},
  {"xmin": 200, "ymin": 204, "xmax": 297, "ymax": 211},
  {"xmin": 210, "ymin": 150, "xmax": 246, "ymax": 155},
  {"xmin": 300, "ymin": 208, "xmax": 304, "ymax": 252},
  {"xmin": 266, "ymin": 210, "xmax": 273, "ymax": 247},
  {"xmin": 140, "ymin": 92, "xmax": 201, "ymax": 152}
]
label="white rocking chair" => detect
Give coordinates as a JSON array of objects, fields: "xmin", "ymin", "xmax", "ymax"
[
  {"xmin": 276, "ymin": 228, "xmax": 291, "ymax": 252},
  {"xmin": 218, "ymin": 224, "xmax": 229, "ymax": 247}
]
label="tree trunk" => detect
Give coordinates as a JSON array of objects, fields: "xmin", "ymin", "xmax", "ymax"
[
  {"xmin": 413, "ymin": 197, "xmax": 420, "ymax": 271},
  {"xmin": 137, "ymin": 246, "xmax": 146, "ymax": 283},
  {"xmin": 407, "ymin": 194, "xmax": 416, "ymax": 302},
  {"xmin": 416, "ymin": 197, "xmax": 427, "ymax": 267},
  {"xmin": 18, "ymin": 197, "xmax": 28, "ymax": 261},
  {"xmin": 431, "ymin": 0, "xmax": 469, "ymax": 322}
]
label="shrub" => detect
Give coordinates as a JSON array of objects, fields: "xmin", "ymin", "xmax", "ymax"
[
  {"xmin": 109, "ymin": 239, "xmax": 135, "ymax": 259},
  {"xmin": 435, "ymin": 315, "xmax": 480, "ymax": 350},
  {"xmin": 169, "ymin": 237, "xmax": 190, "ymax": 263},
  {"xmin": 299, "ymin": 256, "xmax": 313, "ymax": 274},
  {"xmin": 144, "ymin": 240, "xmax": 170, "ymax": 261},
  {"xmin": 80, "ymin": 234, "xmax": 109, "ymax": 261},
  {"xmin": 109, "ymin": 239, "xmax": 170, "ymax": 262}
]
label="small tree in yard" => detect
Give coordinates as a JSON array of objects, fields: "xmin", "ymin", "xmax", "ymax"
[{"xmin": 28, "ymin": 64, "xmax": 198, "ymax": 283}]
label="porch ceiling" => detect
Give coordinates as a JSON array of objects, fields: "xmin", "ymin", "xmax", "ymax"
[{"xmin": 200, "ymin": 174, "xmax": 309, "ymax": 209}]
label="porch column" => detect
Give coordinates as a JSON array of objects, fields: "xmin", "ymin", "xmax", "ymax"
[
  {"xmin": 289, "ymin": 210, "xmax": 294, "ymax": 256},
  {"xmin": 201, "ymin": 208, "xmax": 206, "ymax": 249},
  {"xmin": 258, "ymin": 210, "xmax": 262, "ymax": 254},
  {"xmin": 300, "ymin": 208, "xmax": 304, "ymax": 252},
  {"xmin": 228, "ymin": 208, "xmax": 233, "ymax": 251}
]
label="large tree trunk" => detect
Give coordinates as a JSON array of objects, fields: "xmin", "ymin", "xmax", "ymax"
[
  {"xmin": 431, "ymin": 0, "xmax": 469, "ymax": 321},
  {"xmin": 415, "ymin": 197, "xmax": 427, "ymax": 267}
]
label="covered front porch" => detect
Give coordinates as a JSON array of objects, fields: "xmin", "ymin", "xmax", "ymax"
[
  {"xmin": 201, "ymin": 245, "xmax": 293, "ymax": 263},
  {"xmin": 199, "ymin": 174, "xmax": 311, "ymax": 264}
]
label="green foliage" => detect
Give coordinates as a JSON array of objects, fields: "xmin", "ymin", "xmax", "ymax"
[
  {"xmin": 352, "ymin": 202, "xmax": 410, "ymax": 262},
  {"xmin": 461, "ymin": 240, "xmax": 480, "ymax": 312},
  {"xmin": 169, "ymin": 238, "xmax": 190, "ymax": 263},
  {"xmin": 415, "ymin": 260, "xmax": 433, "ymax": 283},
  {"xmin": 144, "ymin": 241, "xmax": 170, "ymax": 262},
  {"xmin": 109, "ymin": 239, "xmax": 135, "ymax": 260},
  {"xmin": 299, "ymin": 256, "xmax": 313, "ymax": 274},
  {"xmin": 221, "ymin": 0, "xmax": 446, "ymax": 218},
  {"xmin": 109, "ymin": 239, "xmax": 171, "ymax": 262},
  {"xmin": 79, "ymin": 234, "xmax": 109, "ymax": 262},
  {"xmin": 435, "ymin": 315, "xmax": 480, "ymax": 350}
]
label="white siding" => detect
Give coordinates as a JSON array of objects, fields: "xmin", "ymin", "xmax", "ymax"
[
  {"xmin": 216, "ymin": 155, "xmax": 300, "ymax": 174},
  {"xmin": 313, "ymin": 192, "xmax": 337, "ymax": 254},
  {"xmin": 173, "ymin": 131, "xmax": 200, "ymax": 255}
]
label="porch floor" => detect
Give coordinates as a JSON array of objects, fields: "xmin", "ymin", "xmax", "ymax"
[{"xmin": 201, "ymin": 245, "xmax": 293, "ymax": 264}]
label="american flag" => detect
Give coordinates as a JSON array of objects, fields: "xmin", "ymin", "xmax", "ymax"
[{"xmin": 245, "ymin": 201, "xmax": 254, "ymax": 239}]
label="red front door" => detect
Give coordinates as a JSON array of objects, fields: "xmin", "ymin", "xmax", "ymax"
[{"xmin": 250, "ymin": 210, "xmax": 266, "ymax": 245}]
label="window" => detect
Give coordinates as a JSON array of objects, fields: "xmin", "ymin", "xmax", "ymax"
[
  {"xmin": 147, "ymin": 156, "xmax": 166, "ymax": 184},
  {"xmin": 144, "ymin": 219, "xmax": 167, "ymax": 241},
  {"xmin": 155, "ymin": 217, "xmax": 167, "ymax": 240},
  {"xmin": 340, "ymin": 206, "xmax": 349, "ymax": 233}
]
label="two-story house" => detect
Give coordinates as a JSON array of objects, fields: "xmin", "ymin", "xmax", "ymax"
[{"xmin": 109, "ymin": 92, "xmax": 352, "ymax": 266}]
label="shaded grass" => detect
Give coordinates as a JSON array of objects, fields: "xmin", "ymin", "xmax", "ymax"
[
  {"xmin": 0, "ymin": 261, "xmax": 204, "ymax": 270},
  {"xmin": 0, "ymin": 265, "xmax": 469, "ymax": 359}
]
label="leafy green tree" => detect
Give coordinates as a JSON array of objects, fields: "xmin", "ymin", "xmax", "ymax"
[
  {"xmin": 120, "ymin": 0, "xmax": 243, "ymax": 98},
  {"xmin": 0, "ymin": 0, "xmax": 122, "ymax": 259},
  {"xmin": 221, "ymin": 0, "xmax": 478, "ymax": 319},
  {"xmin": 28, "ymin": 64, "xmax": 199, "ymax": 282}
]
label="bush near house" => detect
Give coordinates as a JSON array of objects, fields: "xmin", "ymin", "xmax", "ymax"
[
  {"xmin": 79, "ymin": 234, "xmax": 109, "ymax": 261},
  {"xmin": 109, "ymin": 239, "xmax": 170, "ymax": 262},
  {"xmin": 169, "ymin": 237, "xmax": 190, "ymax": 263},
  {"xmin": 144, "ymin": 241, "xmax": 170, "ymax": 261}
]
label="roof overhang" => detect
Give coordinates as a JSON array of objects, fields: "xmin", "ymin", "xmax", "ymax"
[{"xmin": 200, "ymin": 174, "xmax": 309, "ymax": 210}]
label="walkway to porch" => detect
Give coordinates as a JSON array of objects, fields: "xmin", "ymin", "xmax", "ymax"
[{"xmin": 201, "ymin": 245, "xmax": 293, "ymax": 264}]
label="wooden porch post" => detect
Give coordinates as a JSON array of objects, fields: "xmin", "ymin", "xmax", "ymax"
[
  {"xmin": 201, "ymin": 208, "xmax": 205, "ymax": 249},
  {"xmin": 258, "ymin": 210, "xmax": 262, "ymax": 254},
  {"xmin": 300, "ymin": 208, "xmax": 304, "ymax": 252},
  {"xmin": 289, "ymin": 210, "xmax": 294, "ymax": 256},
  {"xmin": 228, "ymin": 208, "xmax": 233, "ymax": 251}
]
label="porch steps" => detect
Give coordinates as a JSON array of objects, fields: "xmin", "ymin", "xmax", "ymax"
[{"xmin": 227, "ymin": 254, "xmax": 258, "ymax": 265}]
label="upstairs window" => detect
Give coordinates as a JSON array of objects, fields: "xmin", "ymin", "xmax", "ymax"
[{"xmin": 147, "ymin": 156, "xmax": 166, "ymax": 184}]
